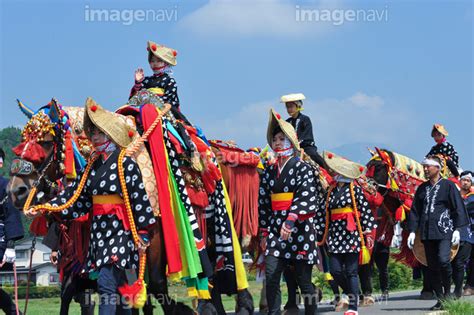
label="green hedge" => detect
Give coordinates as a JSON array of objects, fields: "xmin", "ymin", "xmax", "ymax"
[{"xmin": 2, "ymin": 285, "xmax": 61, "ymax": 299}]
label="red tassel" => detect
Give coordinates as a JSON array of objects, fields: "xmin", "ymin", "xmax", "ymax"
[
  {"xmin": 118, "ymin": 279, "xmax": 144, "ymax": 307},
  {"xmin": 29, "ymin": 216, "xmax": 48, "ymax": 236},
  {"xmin": 186, "ymin": 185, "xmax": 209, "ymax": 209},
  {"xmin": 392, "ymin": 230, "xmax": 419, "ymax": 267},
  {"xmin": 13, "ymin": 141, "xmax": 46, "ymax": 164}
]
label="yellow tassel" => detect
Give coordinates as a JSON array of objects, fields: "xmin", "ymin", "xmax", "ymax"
[
  {"xmin": 132, "ymin": 283, "xmax": 147, "ymax": 309},
  {"xmin": 401, "ymin": 207, "xmax": 406, "ymax": 222},
  {"xmin": 359, "ymin": 246, "xmax": 371, "ymax": 265},
  {"xmin": 390, "ymin": 177, "xmax": 399, "ymax": 190},
  {"xmin": 324, "ymin": 272, "xmax": 333, "ymax": 281}
]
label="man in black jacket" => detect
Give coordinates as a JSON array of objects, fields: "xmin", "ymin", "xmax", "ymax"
[
  {"xmin": 407, "ymin": 155, "xmax": 469, "ymax": 310},
  {"xmin": 282, "ymin": 93, "xmax": 325, "ymax": 168}
]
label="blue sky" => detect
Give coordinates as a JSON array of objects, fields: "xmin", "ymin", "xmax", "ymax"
[{"xmin": 1, "ymin": 0, "xmax": 472, "ymax": 169}]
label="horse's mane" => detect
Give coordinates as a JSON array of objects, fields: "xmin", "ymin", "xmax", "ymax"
[{"xmin": 381, "ymin": 148, "xmax": 425, "ymax": 180}]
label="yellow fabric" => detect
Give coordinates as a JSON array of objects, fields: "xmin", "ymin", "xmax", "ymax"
[
  {"xmin": 331, "ymin": 207, "xmax": 353, "ymax": 215},
  {"xmin": 324, "ymin": 272, "xmax": 333, "ymax": 281},
  {"xmin": 400, "ymin": 206, "xmax": 407, "ymax": 222},
  {"xmin": 92, "ymin": 194, "xmax": 124, "ymax": 204},
  {"xmin": 392, "ymin": 152, "xmax": 425, "ymax": 180},
  {"xmin": 221, "ymin": 179, "xmax": 249, "ymax": 291},
  {"xmin": 360, "ymin": 246, "xmax": 371, "ymax": 265},
  {"xmin": 390, "ymin": 177, "xmax": 399, "ymax": 190},
  {"xmin": 271, "ymin": 192, "xmax": 295, "ymax": 202},
  {"xmin": 66, "ymin": 158, "xmax": 77, "ymax": 180},
  {"xmin": 147, "ymin": 87, "xmax": 165, "ymax": 96}
]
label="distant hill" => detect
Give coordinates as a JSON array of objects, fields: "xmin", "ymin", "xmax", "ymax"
[{"xmin": 0, "ymin": 127, "xmax": 21, "ymax": 177}]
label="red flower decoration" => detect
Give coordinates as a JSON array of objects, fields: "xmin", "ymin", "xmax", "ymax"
[
  {"xmin": 275, "ymin": 113, "xmax": 281, "ymax": 120},
  {"xmin": 90, "ymin": 105, "xmax": 97, "ymax": 112},
  {"xmin": 128, "ymin": 130, "xmax": 134, "ymax": 138},
  {"xmin": 359, "ymin": 166, "xmax": 364, "ymax": 172},
  {"xmin": 328, "ymin": 153, "xmax": 334, "ymax": 159},
  {"xmin": 172, "ymin": 50, "xmax": 177, "ymax": 57},
  {"xmin": 151, "ymin": 44, "xmax": 157, "ymax": 51}
]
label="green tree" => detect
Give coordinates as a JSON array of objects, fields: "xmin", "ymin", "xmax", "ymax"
[{"xmin": 0, "ymin": 127, "xmax": 22, "ymax": 177}]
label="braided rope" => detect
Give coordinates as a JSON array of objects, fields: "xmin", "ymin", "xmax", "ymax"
[
  {"xmin": 349, "ymin": 182, "xmax": 366, "ymax": 249},
  {"xmin": 117, "ymin": 149, "xmax": 146, "ymax": 281},
  {"xmin": 317, "ymin": 184, "xmax": 335, "ymax": 246},
  {"xmin": 125, "ymin": 104, "xmax": 171, "ymax": 156},
  {"xmin": 24, "ymin": 155, "xmax": 99, "ymax": 214}
]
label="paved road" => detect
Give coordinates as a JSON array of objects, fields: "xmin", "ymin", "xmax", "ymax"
[{"xmin": 250, "ymin": 290, "xmax": 474, "ymax": 315}]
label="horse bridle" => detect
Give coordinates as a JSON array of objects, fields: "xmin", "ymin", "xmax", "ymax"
[{"xmin": 11, "ymin": 147, "xmax": 58, "ymax": 201}]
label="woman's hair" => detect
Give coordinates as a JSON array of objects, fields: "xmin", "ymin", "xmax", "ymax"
[
  {"xmin": 0, "ymin": 148, "xmax": 4, "ymax": 159},
  {"xmin": 272, "ymin": 126, "xmax": 283, "ymax": 138},
  {"xmin": 148, "ymin": 51, "xmax": 154, "ymax": 62},
  {"xmin": 85, "ymin": 123, "xmax": 101, "ymax": 138}
]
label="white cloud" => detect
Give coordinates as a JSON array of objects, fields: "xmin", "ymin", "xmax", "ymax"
[
  {"xmin": 201, "ymin": 92, "xmax": 418, "ymax": 157},
  {"xmin": 348, "ymin": 91, "xmax": 384, "ymax": 109},
  {"xmin": 178, "ymin": 0, "xmax": 340, "ymax": 38}
]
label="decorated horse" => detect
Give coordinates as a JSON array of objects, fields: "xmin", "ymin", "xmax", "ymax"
[
  {"xmin": 8, "ymin": 97, "xmax": 257, "ymax": 315},
  {"xmin": 361, "ymin": 148, "xmax": 427, "ymax": 266}
]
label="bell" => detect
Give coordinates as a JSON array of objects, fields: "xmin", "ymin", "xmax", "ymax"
[{"xmin": 59, "ymin": 163, "xmax": 66, "ymax": 172}]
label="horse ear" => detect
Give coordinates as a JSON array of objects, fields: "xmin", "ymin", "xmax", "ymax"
[
  {"xmin": 17, "ymin": 99, "xmax": 35, "ymax": 119},
  {"xmin": 48, "ymin": 98, "xmax": 61, "ymax": 123},
  {"xmin": 374, "ymin": 147, "xmax": 383, "ymax": 158},
  {"xmin": 367, "ymin": 147, "xmax": 376, "ymax": 157}
]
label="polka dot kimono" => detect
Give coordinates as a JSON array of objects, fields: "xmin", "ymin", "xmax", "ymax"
[
  {"xmin": 427, "ymin": 141, "xmax": 459, "ymax": 167},
  {"xmin": 325, "ymin": 184, "xmax": 376, "ymax": 254},
  {"xmin": 50, "ymin": 151, "xmax": 156, "ymax": 272},
  {"xmin": 259, "ymin": 157, "xmax": 325, "ymax": 265}
]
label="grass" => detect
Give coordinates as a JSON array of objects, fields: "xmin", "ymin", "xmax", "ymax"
[
  {"xmin": 13, "ymin": 280, "xmax": 269, "ymax": 314},
  {"xmin": 442, "ymin": 298, "xmax": 474, "ymax": 315}
]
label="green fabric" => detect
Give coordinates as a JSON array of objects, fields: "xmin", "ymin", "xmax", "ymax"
[{"xmin": 166, "ymin": 159, "xmax": 202, "ymax": 279}]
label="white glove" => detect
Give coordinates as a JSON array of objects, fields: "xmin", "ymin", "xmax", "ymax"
[
  {"xmin": 451, "ymin": 230, "xmax": 460, "ymax": 246},
  {"xmin": 407, "ymin": 232, "xmax": 416, "ymax": 249},
  {"xmin": 4, "ymin": 248, "xmax": 15, "ymax": 263},
  {"xmin": 392, "ymin": 222, "xmax": 402, "ymax": 248}
]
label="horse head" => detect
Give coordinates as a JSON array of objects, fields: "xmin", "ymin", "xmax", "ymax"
[
  {"xmin": 8, "ymin": 99, "xmax": 89, "ymax": 209},
  {"xmin": 365, "ymin": 147, "xmax": 395, "ymax": 194}
]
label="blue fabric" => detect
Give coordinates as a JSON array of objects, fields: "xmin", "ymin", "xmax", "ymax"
[
  {"xmin": 165, "ymin": 121, "xmax": 187, "ymax": 149},
  {"xmin": 330, "ymin": 253, "xmax": 359, "ymax": 311},
  {"xmin": 0, "ymin": 176, "xmax": 24, "ymax": 244},
  {"xmin": 195, "ymin": 125, "xmax": 210, "ymax": 146},
  {"xmin": 97, "ymin": 264, "xmax": 131, "ymax": 315}
]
